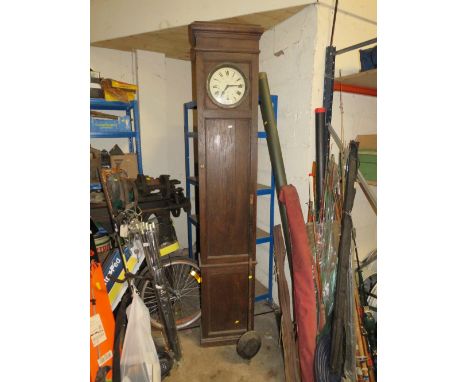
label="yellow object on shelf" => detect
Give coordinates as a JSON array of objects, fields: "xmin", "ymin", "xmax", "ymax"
[
  {"xmin": 101, "ymin": 78, "xmax": 137, "ymax": 102},
  {"xmin": 111, "ymin": 79, "xmax": 138, "ymax": 91},
  {"xmin": 103, "ymin": 90, "xmax": 136, "ymax": 102}
]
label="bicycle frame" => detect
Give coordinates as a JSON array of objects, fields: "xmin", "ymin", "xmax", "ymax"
[{"xmin": 137, "ymin": 222, "xmax": 182, "ymax": 360}]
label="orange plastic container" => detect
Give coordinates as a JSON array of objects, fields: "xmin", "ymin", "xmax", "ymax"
[{"xmin": 90, "ymin": 256, "xmax": 115, "ymax": 382}]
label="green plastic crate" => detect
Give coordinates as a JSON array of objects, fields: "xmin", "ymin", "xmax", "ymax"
[{"xmin": 358, "ymin": 150, "xmax": 377, "ymax": 184}]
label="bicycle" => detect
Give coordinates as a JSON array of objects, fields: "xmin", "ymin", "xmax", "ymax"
[
  {"xmin": 98, "ymin": 170, "xmax": 200, "ymax": 380},
  {"xmin": 111, "ymin": 219, "xmax": 186, "ymax": 381},
  {"xmin": 109, "ymin": 216, "xmax": 183, "ymax": 355},
  {"xmin": 117, "ymin": 209, "xmax": 202, "ymax": 331},
  {"xmin": 99, "ymin": 169, "xmax": 201, "ymax": 332}
]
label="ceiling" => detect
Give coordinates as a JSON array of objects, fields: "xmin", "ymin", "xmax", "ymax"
[{"xmin": 91, "ymin": 5, "xmax": 308, "ymax": 60}]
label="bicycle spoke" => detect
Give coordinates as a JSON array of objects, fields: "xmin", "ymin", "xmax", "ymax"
[
  {"xmin": 178, "ymin": 292, "xmax": 200, "ymax": 299},
  {"xmin": 175, "ymin": 263, "xmax": 186, "ymax": 291},
  {"xmin": 140, "ymin": 259, "xmax": 201, "ymax": 331},
  {"xmin": 177, "ymin": 286, "xmax": 199, "ymax": 294},
  {"xmin": 180, "ymin": 267, "xmax": 193, "ymax": 290},
  {"xmin": 165, "ymin": 262, "xmax": 177, "ymax": 290},
  {"xmin": 179, "ymin": 284, "xmax": 198, "ymax": 296}
]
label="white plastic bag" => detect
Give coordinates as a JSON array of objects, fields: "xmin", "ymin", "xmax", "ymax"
[{"xmin": 121, "ymin": 289, "xmax": 161, "ymax": 382}]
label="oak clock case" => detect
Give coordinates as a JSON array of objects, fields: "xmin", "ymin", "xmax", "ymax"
[{"xmin": 189, "ymin": 21, "xmax": 263, "ymax": 346}]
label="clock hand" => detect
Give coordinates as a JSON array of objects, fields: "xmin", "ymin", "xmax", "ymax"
[
  {"xmin": 221, "ymin": 84, "xmax": 238, "ymax": 95},
  {"xmin": 220, "ymin": 84, "xmax": 242, "ymax": 98},
  {"xmin": 220, "ymin": 84, "xmax": 229, "ymax": 97}
]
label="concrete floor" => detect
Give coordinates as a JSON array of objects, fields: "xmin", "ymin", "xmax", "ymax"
[{"xmin": 154, "ymin": 298, "xmax": 286, "ymax": 381}]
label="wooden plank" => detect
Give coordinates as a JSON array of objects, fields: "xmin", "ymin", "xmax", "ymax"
[
  {"xmin": 273, "ymin": 225, "xmax": 301, "ymax": 382},
  {"xmin": 256, "ymin": 183, "xmax": 270, "ymax": 191},
  {"xmin": 334, "ymin": 69, "xmax": 377, "ymax": 95},
  {"xmin": 256, "ymin": 227, "xmax": 269, "ymax": 240}
]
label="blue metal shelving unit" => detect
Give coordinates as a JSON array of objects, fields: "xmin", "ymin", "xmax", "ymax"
[
  {"xmin": 183, "ymin": 96, "xmax": 278, "ymax": 303},
  {"xmin": 90, "ymin": 98, "xmax": 143, "ymax": 190}
]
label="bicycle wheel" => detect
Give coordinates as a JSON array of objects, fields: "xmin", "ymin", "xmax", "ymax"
[{"xmin": 138, "ymin": 256, "xmax": 201, "ymax": 330}]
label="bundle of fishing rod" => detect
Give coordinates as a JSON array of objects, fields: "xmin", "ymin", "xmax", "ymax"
[
  {"xmin": 257, "ymin": 73, "xmax": 375, "ymax": 382},
  {"xmin": 308, "ymin": 109, "xmax": 377, "ymax": 382}
]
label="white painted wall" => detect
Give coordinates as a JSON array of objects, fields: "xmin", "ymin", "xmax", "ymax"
[
  {"xmin": 90, "ymin": 47, "xmax": 191, "ymax": 247},
  {"xmin": 135, "ymin": 50, "xmax": 169, "ymax": 176},
  {"xmin": 257, "ymin": 6, "xmax": 317, "ymax": 303},
  {"xmin": 165, "ymin": 57, "xmax": 193, "ymax": 246},
  {"xmin": 90, "ymin": 47, "xmax": 136, "ymax": 82},
  {"xmin": 256, "ymin": 1, "xmax": 376, "ymax": 303}
]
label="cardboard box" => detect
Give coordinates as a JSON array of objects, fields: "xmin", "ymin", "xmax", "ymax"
[
  {"xmin": 358, "ymin": 153, "xmax": 377, "ymax": 185},
  {"xmin": 110, "ymin": 153, "xmax": 138, "ymax": 179},
  {"xmin": 356, "ymin": 134, "xmax": 377, "ymax": 185},
  {"xmin": 90, "ymin": 115, "xmax": 131, "ymax": 133},
  {"xmin": 356, "ymin": 134, "xmax": 377, "ymax": 151}
]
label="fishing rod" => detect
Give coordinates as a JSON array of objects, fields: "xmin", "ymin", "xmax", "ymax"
[
  {"xmin": 307, "ymin": 162, "xmax": 317, "ymax": 223},
  {"xmin": 353, "ymin": 284, "xmax": 376, "ymax": 382},
  {"xmin": 330, "ymin": 140, "xmax": 359, "ymax": 374},
  {"xmin": 352, "ymin": 228, "xmax": 377, "ymax": 378},
  {"xmin": 353, "ymin": 228, "xmax": 367, "ymax": 308}
]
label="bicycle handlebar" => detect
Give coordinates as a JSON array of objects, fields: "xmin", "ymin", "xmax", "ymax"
[
  {"xmin": 107, "ymin": 272, "xmax": 149, "ymax": 284},
  {"xmin": 107, "ymin": 272, "xmax": 175, "ymax": 293}
]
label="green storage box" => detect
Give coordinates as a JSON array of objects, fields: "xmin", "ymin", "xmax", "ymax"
[{"xmin": 358, "ymin": 149, "xmax": 377, "ymax": 185}]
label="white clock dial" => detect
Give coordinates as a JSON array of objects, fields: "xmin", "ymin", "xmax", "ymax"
[{"xmin": 207, "ymin": 65, "xmax": 247, "ymax": 107}]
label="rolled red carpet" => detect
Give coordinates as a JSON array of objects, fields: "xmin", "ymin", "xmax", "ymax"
[{"xmin": 279, "ymin": 184, "xmax": 318, "ymax": 382}]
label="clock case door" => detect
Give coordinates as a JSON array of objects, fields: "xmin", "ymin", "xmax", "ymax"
[{"xmin": 189, "ymin": 22, "xmax": 263, "ymax": 345}]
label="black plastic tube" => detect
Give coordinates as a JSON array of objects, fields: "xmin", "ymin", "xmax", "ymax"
[{"xmin": 315, "ymin": 107, "xmax": 327, "ymax": 219}]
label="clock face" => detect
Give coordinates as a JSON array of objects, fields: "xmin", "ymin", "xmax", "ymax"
[{"xmin": 207, "ymin": 64, "xmax": 248, "ymax": 108}]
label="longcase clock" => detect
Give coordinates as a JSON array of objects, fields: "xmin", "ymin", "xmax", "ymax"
[{"xmin": 188, "ymin": 21, "xmax": 263, "ymax": 346}]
